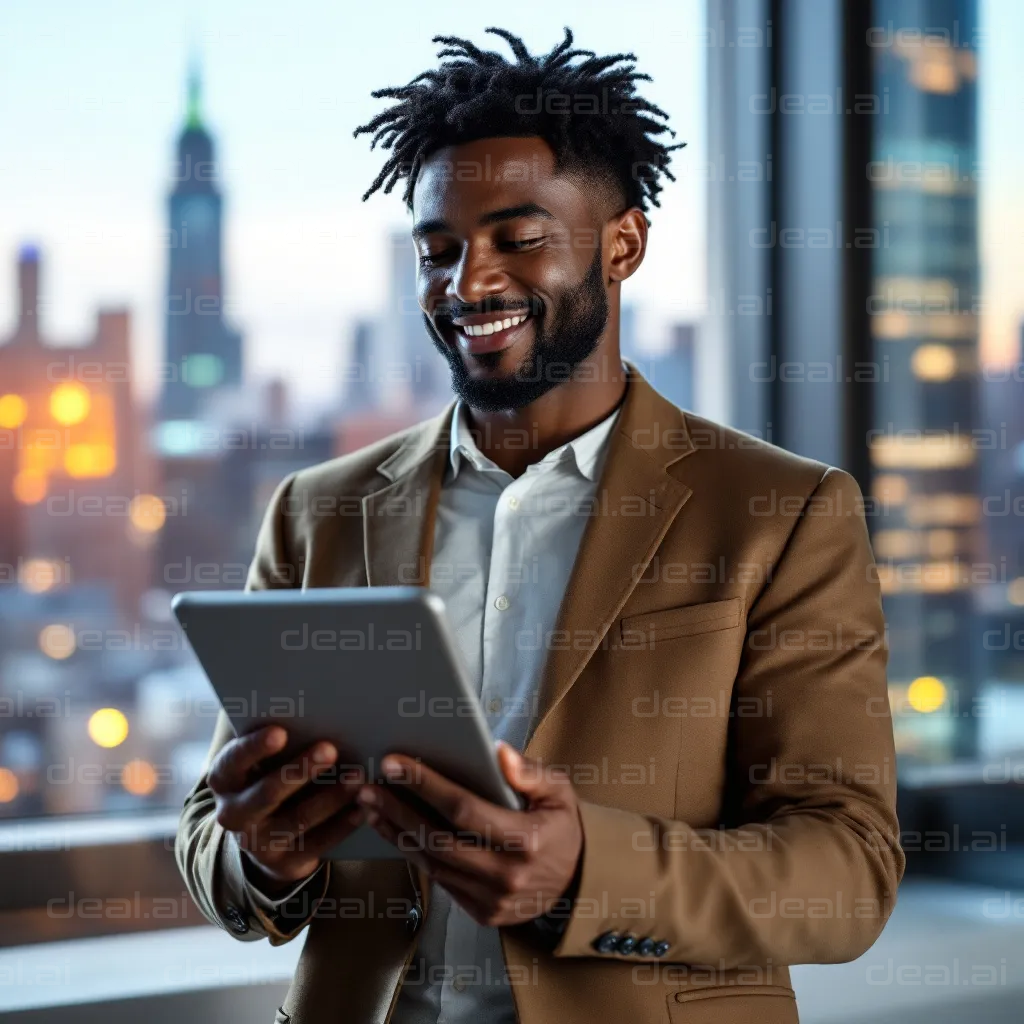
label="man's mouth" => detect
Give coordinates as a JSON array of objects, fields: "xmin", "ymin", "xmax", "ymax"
[{"xmin": 451, "ymin": 312, "xmax": 531, "ymax": 338}]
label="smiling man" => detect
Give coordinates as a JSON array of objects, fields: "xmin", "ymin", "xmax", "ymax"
[{"xmin": 177, "ymin": 27, "xmax": 904, "ymax": 1024}]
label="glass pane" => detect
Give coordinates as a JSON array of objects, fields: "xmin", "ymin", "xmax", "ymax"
[
  {"xmin": 870, "ymin": 0, "xmax": 1024, "ymax": 764},
  {"xmin": 0, "ymin": 8, "xmax": 705, "ymax": 818}
]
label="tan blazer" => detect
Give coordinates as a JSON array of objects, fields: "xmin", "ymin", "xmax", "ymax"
[{"xmin": 177, "ymin": 360, "xmax": 904, "ymax": 1024}]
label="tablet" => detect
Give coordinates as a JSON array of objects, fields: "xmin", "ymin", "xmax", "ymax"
[{"xmin": 171, "ymin": 586, "xmax": 521, "ymax": 860}]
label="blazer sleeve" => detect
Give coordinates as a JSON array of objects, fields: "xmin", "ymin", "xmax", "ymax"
[
  {"xmin": 175, "ymin": 470, "xmax": 332, "ymax": 945},
  {"xmin": 553, "ymin": 466, "xmax": 905, "ymax": 967}
]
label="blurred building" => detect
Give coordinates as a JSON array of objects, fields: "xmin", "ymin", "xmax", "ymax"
[
  {"xmin": 0, "ymin": 245, "xmax": 151, "ymax": 618},
  {"xmin": 158, "ymin": 66, "xmax": 243, "ymax": 423},
  {"xmin": 341, "ymin": 318, "xmax": 383, "ymax": 413},
  {"xmin": 380, "ymin": 229, "xmax": 447, "ymax": 413},
  {"xmin": 869, "ymin": 0, "xmax": 982, "ymax": 760},
  {"xmin": 643, "ymin": 323, "xmax": 696, "ymax": 411},
  {"xmin": 978, "ymin": 320, "xmax": 1024, "ymax": 684}
]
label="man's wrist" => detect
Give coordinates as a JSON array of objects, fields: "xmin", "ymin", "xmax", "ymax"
[{"xmin": 529, "ymin": 844, "xmax": 584, "ymax": 947}]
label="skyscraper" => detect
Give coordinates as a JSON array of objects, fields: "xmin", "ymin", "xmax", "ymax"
[
  {"xmin": 869, "ymin": 0, "xmax": 981, "ymax": 760},
  {"xmin": 158, "ymin": 66, "xmax": 243, "ymax": 422},
  {"xmin": 381, "ymin": 229, "xmax": 445, "ymax": 411}
]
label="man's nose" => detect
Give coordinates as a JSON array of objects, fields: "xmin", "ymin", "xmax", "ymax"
[{"xmin": 447, "ymin": 246, "xmax": 509, "ymax": 308}]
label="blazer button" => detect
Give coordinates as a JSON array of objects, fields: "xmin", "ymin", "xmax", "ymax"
[
  {"xmin": 593, "ymin": 931, "xmax": 620, "ymax": 954},
  {"xmin": 224, "ymin": 905, "xmax": 249, "ymax": 935},
  {"xmin": 406, "ymin": 904, "xmax": 423, "ymax": 934},
  {"xmin": 654, "ymin": 941, "xmax": 671, "ymax": 957},
  {"xmin": 616, "ymin": 934, "xmax": 638, "ymax": 955},
  {"xmin": 636, "ymin": 937, "xmax": 656, "ymax": 957}
]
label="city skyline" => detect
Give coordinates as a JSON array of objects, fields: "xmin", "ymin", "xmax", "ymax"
[{"xmin": 0, "ymin": 1, "xmax": 707, "ymax": 412}]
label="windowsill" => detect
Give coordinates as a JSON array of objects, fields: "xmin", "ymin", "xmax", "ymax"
[
  {"xmin": 1, "ymin": 923, "xmax": 301, "ymax": 1014},
  {"xmin": 0, "ymin": 811, "xmax": 179, "ymax": 852},
  {"xmin": 2, "ymin": 880, "xmax": 1022, "ymax": 1020}
]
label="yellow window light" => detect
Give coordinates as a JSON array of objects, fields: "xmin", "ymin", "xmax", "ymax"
[
  {"xmin": 907, "ymin": 676, "xmax": 947, "ymax": 714},
  {"xmin": 88, "ymin": 708, "xmax": 129, "ymax": 749},
  {"xmin": 50, "ymin": 382, "xmax": 91, "ymax": 426},
  {"xmin": 911, "ymin": 344, "xmax": 957, "ymax": 382},
  {"xmin": 0, "ymin": 394, "xmax": 28, "ymax": 429}
]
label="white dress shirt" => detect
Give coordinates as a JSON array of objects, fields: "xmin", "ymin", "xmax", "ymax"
[{"xmin": 391, "ymin": 394, "xmax": 622, "ymax": 1024}]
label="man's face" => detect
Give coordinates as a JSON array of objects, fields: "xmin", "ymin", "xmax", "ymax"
[{"xmin": 412, "ymin": 136, "xmax": 612, "ymax": 412}]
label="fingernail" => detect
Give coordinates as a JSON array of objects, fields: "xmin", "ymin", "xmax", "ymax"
[
  {"xmin": 266, "ymin": 728, "xmax": 287, "ymax": 751},
  {"xmin": 381, "ymin": 758, "xmax": 401, "ymax": 778},
  {"xmin": 358, "ymin": 786, "xmax": 378, "ymax": 806},
  {"xmin": 313, "ymin": 744, "xmax": 336, "ymax": 764}
]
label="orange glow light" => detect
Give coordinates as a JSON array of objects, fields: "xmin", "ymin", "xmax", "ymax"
[
  {"xmin": 0, "ymin": 768, "xmax": 18, "ymax": 804},
  {"xmin": 13, "ymin": 470, "xmax": 47, "ymax": 505},
  {"xmin": 64, "ymin": 443, "xmax": 116, "ymax": 479},
  {"xmin": 129, "ymin": 494, "xmax": 166, "ymax": 533},
  {"xmin": 39, "ymin": 623, "xmax": 76, "ymax": 660},
  {"xmin": 122, "ymin": 759, "xmax": 158, "ymax": 797}
]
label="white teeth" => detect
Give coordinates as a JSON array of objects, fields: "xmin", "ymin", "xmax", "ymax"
[{"xmin": 462, "ymin": 314, "xmax": 528, "ymax": 338}]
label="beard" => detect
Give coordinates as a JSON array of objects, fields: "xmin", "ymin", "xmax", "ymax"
[{"xmin": 424, "ymin": 244, "xmax": 609, "ymax": 412}]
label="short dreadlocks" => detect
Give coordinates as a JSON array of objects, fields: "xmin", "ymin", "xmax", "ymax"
[{"xmin": 353, "ymin": 26, "xmax": 685, "ymax": 220}]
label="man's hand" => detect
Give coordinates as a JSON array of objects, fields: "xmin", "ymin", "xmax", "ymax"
[
  {"xmin": 207, "ymin": 725, "xmax": 365, "ymax": 894},
  {"xmin": 357, "ymin": 741, "xmax": 583, "ymax": 928}
]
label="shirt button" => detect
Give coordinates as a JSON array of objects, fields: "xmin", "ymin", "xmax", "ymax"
[
  {"xmin": 487, "ymin": 698, "xmax": 502, "ymax": 714},
  {"xmin": 494, "ymin": 594, "xmax": 509, "ymax": 611},
  {"xmin": 507, "ymin": 495, "xmax": 520, "ymax": 510}
]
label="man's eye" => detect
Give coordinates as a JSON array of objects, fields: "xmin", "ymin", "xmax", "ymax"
[
  {"xmin": 506, "ymin": 237, "xmax": 546, "ymax": 250},
  {"xmin": 419, "ymin": 250, "xmax": 453, "ymax": 267}
]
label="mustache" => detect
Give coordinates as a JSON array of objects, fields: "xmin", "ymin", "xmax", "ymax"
[{"xmin": 430, "ymin": 296, "xmax": 544, "ymax": 320}]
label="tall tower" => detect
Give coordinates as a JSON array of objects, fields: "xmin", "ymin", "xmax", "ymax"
[
  {"xmin": 159, "ymin": 65, "xmax": 242, "ymax": 422},
  {"xmin": 382, "ymin": 229, "xmax": 445, "ymax": 411},
  {"xmin": 870, "ymin": 0, "xmax": 981, "ymax": 760}
]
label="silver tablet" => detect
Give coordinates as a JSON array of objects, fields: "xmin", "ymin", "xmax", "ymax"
[{"xmin": 171, "ymin": 586, "xmax": 521, "ymax": 860}]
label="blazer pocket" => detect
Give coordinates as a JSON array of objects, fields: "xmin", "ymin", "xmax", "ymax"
[
  {"xmin": 667, "ymin": 985, "xmax": 796, "ymax": 1022},
  {"xmin": 620, "ymin": 598, "xmax": 742, "ymax": 647}
]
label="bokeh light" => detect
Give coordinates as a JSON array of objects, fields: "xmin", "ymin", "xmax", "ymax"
[{"xmin": 88, "ymin": 708, "xmax": 129, "ymax": 749}]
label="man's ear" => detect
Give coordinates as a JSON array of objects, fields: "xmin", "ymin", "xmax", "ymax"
[{"xmin": 606, "ymin": 207, "xmax": 648, "ymax": 284}]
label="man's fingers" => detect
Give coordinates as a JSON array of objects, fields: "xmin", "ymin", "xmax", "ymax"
[
  {"xmin": 379, "ymin": 755, "xmax": 521, "ymax": 838},
  {"xmin": 497, "ymin": 742, "xmax": 571, "ymax": 804},
  {"xmin": 289, "ymin": 805, "xmax": 367, "ymax": 873},
  {"xmin": 224, "ymin": 742, "xmax": 339, "ymax": 826},
  {"xmin": 364, "ymin": 787, "xmax": 509, "ymax": 877},
  {"xmin": 271, "ymin": 773, "xmax": 363, "ymax": 840},
  {"xmin": 208, "ymin": 726, "xmax": 288, "ymax": 795}
]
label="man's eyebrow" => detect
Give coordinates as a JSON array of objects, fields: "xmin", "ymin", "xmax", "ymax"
[
  {"xmin": 478, "ymin": 203, "xmax": 555, "ymax": 226},
  {"xmin": 411, "ymin": 203, "xmax": 555, "ymax": 239}
]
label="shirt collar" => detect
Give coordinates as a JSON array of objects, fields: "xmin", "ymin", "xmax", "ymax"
[{"xmin": 448, "ymin": 397, "xmax": 622, "ymax": 483}]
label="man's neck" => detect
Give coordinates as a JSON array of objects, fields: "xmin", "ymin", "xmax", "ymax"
[{"xmin": 461, "ymin": 357, "xmax": 627, "ymax": 478}]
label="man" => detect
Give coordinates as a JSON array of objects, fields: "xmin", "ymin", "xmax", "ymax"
[{"xmin": 177, "ymin": 27, "xmax": 904, "ymax": 1024}]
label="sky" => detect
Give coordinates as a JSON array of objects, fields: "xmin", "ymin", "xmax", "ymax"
[
  {"xmin": 0, "ymin": 0, "xmax": 1021, "ymax": 413},
  {"xmin": 0, "ymin": 0, "xmax": 705, "ymax": 410}
]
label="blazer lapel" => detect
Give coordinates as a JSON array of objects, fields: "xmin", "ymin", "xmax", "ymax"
[
  {"xmin": 362, "ymin": 400, "xmax": 454, "ymax": 589},
  {"xmin": 527, "ymin": 362, "xmax": 697, "ymax": 749}
]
